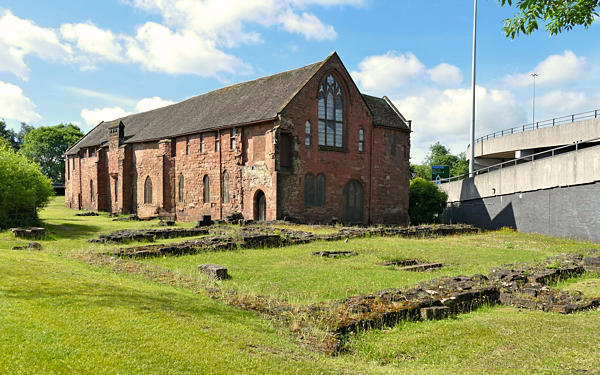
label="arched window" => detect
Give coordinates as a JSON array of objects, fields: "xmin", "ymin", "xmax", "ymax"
[
  {"xmin": 222, "ymin": 171, "xmax": 230, "ymax": 203},
  {"xmin": 304, "ymin": 173, "xmax": 315, "ymax": 207},
  {"xmin": 203, "ymin": 175, "xmax": 210, "ymax": 203},
  {"xmin": 90, "ymin": 180, "xmax": 95, "ymax": 203},
  {"xmin": 144, "ymin": 176, "xmax": 152, "ymax": 204},
  {"xmin": 318, "ymin": 74, "xmax": 344, "ymax": 148},
  {"xmin": 178, "ymin": 174, "xmax": 184, "ymax": 203},
  {"xmin": 316, "ymin": 174, "xmax": 326, "ymax": 206}
]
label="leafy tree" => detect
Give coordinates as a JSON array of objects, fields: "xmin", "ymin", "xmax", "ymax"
[
  {"xmin": 417, "ymin": 142, "xmax": 469, "ymax": 180},
  {"xmin": 0, "ymin": 145, "xmax": 54, "ymax": 228},
  {"xmin": 17, "ymin": 122, "xmax": 34, "ymax": 146},
  {"xmin": 0, "ymin": 120, "xmax": 19, "ymax": 151},
  {"xmin": 20, "ymin": 124, "xmax": 84, "ymax": 184},
  {"xmin": 410, "ymin": 163, "xmax": 431, "ymax": 180},
  {"xmin": 409, "ymin": 177, "xmax": 448, "ymax": 225},
  {"xmin": 499, "ymin": 0, "xmax": 599, "ymax": 38}
]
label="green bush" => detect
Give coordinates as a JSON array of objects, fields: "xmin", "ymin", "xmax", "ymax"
[
  {"xmin": 0, "ymin": 145, "xmax": 54, "ymax": 228},
  {"xmin": 409, "ymin": 177, "xmax": 448, "ymax": 225}
]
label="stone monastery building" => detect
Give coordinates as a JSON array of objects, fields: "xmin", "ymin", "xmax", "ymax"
[{"xmin": 65, "ymin": 52, "xmax": 411, "ymax": 225}]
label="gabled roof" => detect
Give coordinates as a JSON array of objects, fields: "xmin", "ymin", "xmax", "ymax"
[
  {"xmin": 66, "ymin": 53, "xmax": 410, "ymax": 156},
  {"xmin": 66, "ymin": 57, "xmax": 328, "ymax": 155},
  {"xmin": 362, "ymin": 94, "xmax": 410, "ymax": 131}
]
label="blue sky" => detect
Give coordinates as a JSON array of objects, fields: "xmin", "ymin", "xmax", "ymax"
[{"xmin": 1, "ymin": 0, "xmax": 599, "ymax": 162}]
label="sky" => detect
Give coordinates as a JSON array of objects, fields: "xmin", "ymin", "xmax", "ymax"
[{"xmin": 1, "ymin": 0, "xmax": 599, "ymax": 163}]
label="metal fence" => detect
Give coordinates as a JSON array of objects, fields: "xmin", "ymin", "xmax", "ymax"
[
  {"xmin": 475, "ymin": 109, "xmax": 600, "ymax": 144},
  {"xmin": 439, "ymin": 136, "xmax": 600, "ymax": 184}
]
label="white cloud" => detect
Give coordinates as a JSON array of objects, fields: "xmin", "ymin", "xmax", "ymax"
[
  {"xmin": 80, "ymin": 96, "xmax": 175, "ymax": 126},
  {"xmin": 61, "ymin": 86, "xmax": 137, "ymax": 107},
  {"xmin": 428, "ymin": 63, "xmax": 463, "ymax": 87},
  {"xmin": 504, "ymin": 50, "xmax": 587, "ymax": 87},
  {"xmin": 81, "ymin": 106, "xmax": 131, "ymax": 127},
  {"xmin": 60, "ymin": 22, "xmax": 124, "ymax": 62},
  {"xmin": 351, "ymin": 51, "xmax": 426, "ymax": 92},
  {"xmin": 395, "ymin": 86, "xmax": 525, "ymax": 163},
  {"xmin": 126, "ymin": 22, "xmax": 252, "ymax": 78},
  {"xmin": 0, "ymin": 10, "xmax": 72, "ymax": 79},
  {"xmin": 279, "ymin": 10, "xmax": 337, "ymax": 40},
  {"xmin": 0, "ymin": 80, "xmax": 41, "ymax": 122},
  {"xmin": 135, "ymin": 96, "xmax": 175, "ymax": 112},
  {"xmin": 537, "ymin": 90, "xmax": 595, "ymax": 114}
]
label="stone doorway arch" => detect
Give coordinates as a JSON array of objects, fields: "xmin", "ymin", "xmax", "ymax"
[
  {"xmin": 254, "ymin": 190, "xmax": 266, "ymax": 221},
  {"xmin": 342, "ymin": 180, "xmax": 364, "ymax": 224}
]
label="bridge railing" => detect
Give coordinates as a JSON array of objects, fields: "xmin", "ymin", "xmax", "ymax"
[
  {"xmin": 475, "ymin": 109, "xmax": 600, "ymax": 144},
  {"xmin": 439, "ymin": 136, "xmax": 600, "ymax": 184}
]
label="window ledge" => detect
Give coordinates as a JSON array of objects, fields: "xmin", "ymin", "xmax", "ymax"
[{"xmin": 318, "ymin": 145, "xmax": 346, "ymax": 152}]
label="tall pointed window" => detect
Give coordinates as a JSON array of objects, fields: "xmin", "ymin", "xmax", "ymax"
[
  {"xmin": 304, "ymin": 173, "xmax": 315, "ymax": 207},
  {"xmin": 318, "ymin": 74, "xmax": 344, "ymax": 148},
  {"xmin": 316, "ymin": 173, "xmax": 326, "ymax": 206},
  {"xmin": 144, "ymin": 176, "xmax": 152, "ymax": 204},
  {"xmin": 90, "ymin": 180, "xmax": 95, "ymax": 203},
  {"xmin": 178, "ymin": 174, "xmax": 184, "ymax": 203},
  {"xmin": 203, "ymin": 175, "xmax": 210, "ymax": 203},
  {"xmin": 222, "ymin": 171, "xmax": 230, "ymax": 203}
]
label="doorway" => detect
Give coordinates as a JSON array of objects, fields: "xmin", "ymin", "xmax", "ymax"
[
  {"xmin": 254, "ymin": 190, "xmax": 266, "ymax": 221},
  {"xmin": 342, "ymin": 180, "xmax": 364, "ymax": 224}
]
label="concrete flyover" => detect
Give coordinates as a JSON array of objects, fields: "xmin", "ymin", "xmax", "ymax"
[
  {"xmin": 440, "ymin": 111, "xmax": 600, "ymax": 243},
  {"xmin": 466, "ymin": 110, "xmax": 600, "ymax": 168}
]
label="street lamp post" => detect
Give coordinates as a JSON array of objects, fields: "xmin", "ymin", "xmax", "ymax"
[
  {"xmin": 531, "ymin": 73, "xmax": 539, "ymax": 128},
  {"xmin": 469, "ymin": 0, "xmax": 477, "ymax": 178}
]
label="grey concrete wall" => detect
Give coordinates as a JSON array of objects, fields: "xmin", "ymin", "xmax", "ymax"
[
  {"xmin": 442, "ymin": 144, "xmax": 600, "ymax": 202},
  {"xmin": 467, "ymin": 117, "xmax": 600, "ymax": 159},
  {"xmin": 443, "ymin": 182, "xmax": 600, "ymax": 243}
]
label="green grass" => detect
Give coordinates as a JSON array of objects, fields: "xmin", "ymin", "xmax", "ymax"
[
  {"xmin": 141, "ymin": 229, "xmax": 594, "ymax": 304},
  {"xmin": 2, "ymin": 196, "xmax": 600, "ymax": 374},
  {"xmin": 346, "ymin": 305, "xmax": 600, "ymax": 374}
]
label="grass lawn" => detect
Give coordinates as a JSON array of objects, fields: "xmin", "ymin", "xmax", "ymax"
[
  {"xmin": 1, "ymin": 196, "xmax": 599, "ymax": 374},
  {"xmin": 141, "ymin": 230, "xmax": 594, "ymax": 304}
]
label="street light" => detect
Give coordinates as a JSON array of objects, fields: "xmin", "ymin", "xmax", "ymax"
[
  {"xmin": 469, "ymin": 0, "xmax": 477, "ymax": 178},
  {"xmin": 531, "ymin": 73, "xmax": 539, "ymax": 127}
]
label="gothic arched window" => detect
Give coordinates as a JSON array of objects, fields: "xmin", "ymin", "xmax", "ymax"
[
  {"xmin": 318, "ymin": 74, "xmax": 344, "ymax": 148},
  {"xmin": 203, "ymin": 175, "xmax": 210, "ymax": 203},
  {"xmin": 144, "ymin": 176, "xmax": 152, "ymax": 204},
  {"xmin": 178, "ymin": 174, "xmax": 184, "ymax": 203},
  {"xmin": 316, "ymin": 173, "xmax": 326, "ymax": 207},
  {"xmin": 222, "ymin": 171, "xmax": 230, "ymax": 203},
  {"xmin": 304, "ymin": 173, "xmax": 315, "ymax": 207},
  {"xmin": 90, "ymin": 180, "xmax": 95, "ymax": 203}
]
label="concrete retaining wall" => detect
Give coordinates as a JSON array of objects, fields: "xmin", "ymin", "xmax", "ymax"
[{"xmin": 443, "ymin": 182, "xmax": 600, "ymax": 243}]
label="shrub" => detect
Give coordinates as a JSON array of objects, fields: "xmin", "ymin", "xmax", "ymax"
[
  {"xmin": 409, "ymin": 177, "xmax": 448, "ymax": 225},
  {"xmin": 0, "ymin": 146, "xmax": 54, "ymax": 228}
]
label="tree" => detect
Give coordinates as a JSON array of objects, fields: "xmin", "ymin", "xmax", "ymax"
[
  {"xmin": 413, "ymin": 142, "xmax": 469, "ymax": 180},
  {"xmin": 499, "ymin": 0, "xmax": 599, "ymax": 38},
  {"xmin": 410, "ymin": 163, "xmax": 431, "ymax": 180},
  {"xmin": 409, "ymin": 177, "xmax": 448, "ymax": 225},
  {"xmin": 0, "ymin": 145, "xmax": 54, "ymax": 228},
  {"xmin": 0, "ymin": 120, "xmax": 19, "ymax": 150},
  {"xmin": 20, "ymin": 124, "xmax": 84, "ymax": 184}
]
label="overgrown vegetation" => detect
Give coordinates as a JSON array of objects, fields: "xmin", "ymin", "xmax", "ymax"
[
  {"xmin": 408, "ymin": 177, "xmax": 448, "ymax": 225},
  {"xmin": 411, "ymin": 141, "xmax": 469, "ymax": 180}
]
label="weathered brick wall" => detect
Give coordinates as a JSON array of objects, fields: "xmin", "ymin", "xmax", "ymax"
[
  {"xmin": 130, "ymin": 142, "xmax": 162, "ymax": 218},
  {"xmin": 276, "ymin": 54, "xmax": 409, "ymax": 224},
  {"xmin": 370, "ymin": 127, "xmax": 410, "ymax": 225}
]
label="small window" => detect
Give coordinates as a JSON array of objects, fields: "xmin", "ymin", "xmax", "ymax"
[
  {"xmin": 215, "ymin": 132, "xmax": 220, "ymax": 152},
  {"xmin": 222, "ymin": 171, "xmax": 230, "ymax": 203},
  {"xmin": 178, "ymin": 174, "xmax": 184, "ymax": 203},
  {"xmin": 72, "ymin": 157, "xmax": 75, "ymax": 170},
  {"xmin": 358, "ymin": 129, "xmax": 364, "ymax": 152},
  {"xmin": 391, "ymin": 132, "xmax": 397, "ymax": 155},
  {"xmin": 280, "ymin": 133, "xmax": 293, "ymax": 170},
  {"xmin": 230, "ymin": 129, "xmax": 236, "ymax": 150},
  {"xmin": 67, "ymin": 159, "xmax": 70, "ymax": 180},
  {"xmin": 171, "ymin": 139, "xmax": 177, "ymax": 157},
  {"xmin": 90, "ymin": 180, "xmax": 95, "ymax": 203},
  {"xmin": 115, "ymin": 177, "xmax": 118, "ymax": 202},
  {"xmin": 304, "ymin": 173, "xmax": 315, "ymax": 207},
  {"xmin": 201, "ymin": 134, "xmax": 206, "ymax": 153},
  {"xmin": 316, "ymin": 174, "xmax": 326, "ymax": 206},
  {"xmin": 305, "ymin": 121, "xmax": 311, "ymax": 146},
  {"xmin": 144, "ymin": 176, "xmax": 153, "ymax": 204},
  {"xmin": 185, "ymin": 137, "xmax": 190, "ymax": 155},
  {"xmin": 203, "ymin": 175, "xmax": 210, "ymax": 203}
]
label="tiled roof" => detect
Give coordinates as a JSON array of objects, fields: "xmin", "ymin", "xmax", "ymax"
[{"xmin": 362, "ymin": 94, "xmax": 410, "ymax": 131}]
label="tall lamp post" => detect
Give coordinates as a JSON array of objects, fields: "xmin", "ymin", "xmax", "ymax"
[
  {"xmin": 531, "ymin": 73, "xmax": 539, "ymax": 127},
  {"xmin": 469, "ymin": 0, "xmax": 477, "ymax": 178}
]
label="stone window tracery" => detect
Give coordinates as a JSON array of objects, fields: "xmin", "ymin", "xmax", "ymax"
[{"xmin": 318, "ymin": 74, "xmax": 344, "ymax": 148}]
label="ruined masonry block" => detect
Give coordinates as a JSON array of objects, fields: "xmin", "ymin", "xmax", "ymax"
[
  {"xmin": 420, "ymin": 306, "xmax": 451, "ymax": 320},
  {"xmin": 399, "ymin": 263, "xmax": 443, "ymax": 272},
  {"xmin": 10, "ymin": 227, "xmax": 45, "ymax": 240},
  {"xmin": 198, "ymin": 264, "xmax": 229, "ymax": 279}
]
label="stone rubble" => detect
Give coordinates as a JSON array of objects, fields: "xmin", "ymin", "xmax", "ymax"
[{"xmin": 10, "ymin": 227, "xmax": 45, "ymax": 239}]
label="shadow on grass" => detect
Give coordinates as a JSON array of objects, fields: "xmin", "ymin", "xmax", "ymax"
[{"xmin": 43, "ymin": 222, "xmax": 103, "ymax": 240}]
